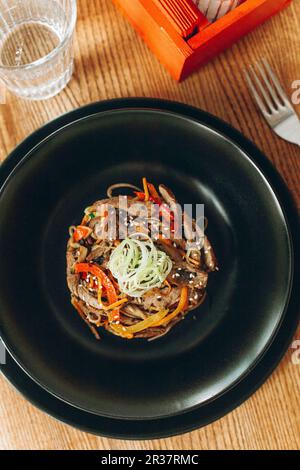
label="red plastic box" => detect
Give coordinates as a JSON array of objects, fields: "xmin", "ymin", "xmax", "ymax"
[{"xmin": 112, "ymin": 0, "xmax": 293, "ymax": 81}]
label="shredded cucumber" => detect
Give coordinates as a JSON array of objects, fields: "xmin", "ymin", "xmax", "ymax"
[{"xmin": 107, "ymin": 235, "xmax": 172, "ymax": 298}]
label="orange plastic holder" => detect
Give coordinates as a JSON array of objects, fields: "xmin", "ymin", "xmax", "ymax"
[{"xmin": 112, "ymin": 0, "xmax": 293, "ymax": 81}]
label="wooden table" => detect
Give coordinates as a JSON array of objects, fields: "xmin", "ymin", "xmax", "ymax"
[{"xmin": 0, "ymin": 0, "xmax": 299, "ymax": 451}]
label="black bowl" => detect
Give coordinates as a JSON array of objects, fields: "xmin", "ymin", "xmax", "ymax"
[{"xmin": 0, "ymin": 99, "xmax": 296, "ymax": 420}]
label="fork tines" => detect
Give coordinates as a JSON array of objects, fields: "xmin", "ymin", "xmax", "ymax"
[
  {"xmin": 245, "ymin": 59, "xmax": 291, "ymax": 117},
  {"xmin": 245, "ymin": 59, "xmax": 300, "ymax": 146}
]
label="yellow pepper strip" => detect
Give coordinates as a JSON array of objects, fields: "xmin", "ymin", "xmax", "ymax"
[
  {"xmin": 151, "ymin": 287, "xmax": 188, "ymax": 328},
  {"xmin": 143, "ymin": 177, "xmax": 149, "ymax": 201},
  {"xmin": 103, "ymin": 298, "xmax": 128, "ymax": 311},
  {"xmin": 89, "ymin": 275, "xmax": 96, "ymax": 289},
  {"xmin": 110, "ymin": 308, "xmax": 169, "ymax": 337},
  {"xmin": 108, "ymin": 327, "xmax": 133, "ymax": 340}
]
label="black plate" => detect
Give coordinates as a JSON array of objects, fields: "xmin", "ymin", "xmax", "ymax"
[
  {"xmin": 0, "ymin": 99, "xmax": 298, "ymax": 421},
  {"xmin": 1, "ymin": 289, "xmax": 299, "ymax": 440}
]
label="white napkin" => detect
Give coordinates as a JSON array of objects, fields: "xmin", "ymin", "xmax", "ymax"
[{"xmin": 193, "ymin": 0, "xmax": 241, "ymax": 22}]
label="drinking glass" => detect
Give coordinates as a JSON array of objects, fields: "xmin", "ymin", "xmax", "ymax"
[{"xmin": 0, "ymin": 0, "xmax": 77, "ymax": 100}]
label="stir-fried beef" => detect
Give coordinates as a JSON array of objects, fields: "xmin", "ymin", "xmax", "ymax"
[{"xmin": 67, "ymin": 183, "xmax": 218, "ymax": 340}]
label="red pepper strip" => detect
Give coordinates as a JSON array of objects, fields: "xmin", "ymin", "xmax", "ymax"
[
  {"xmin": 75, "ymin": 263, "xmax": 120, "ymax": 322},
  {"xmin": 134, "ymin": 191, "xmax": 146, "ymax": 201},
  {"xmin": 160, "ymin": 204, "xmax": 175, "ymax": 233},
  {"xmin": 135, "ymin": 191, "xmax": 166, "ymax": 209},
  {"xmin": 147, "ymin": 182, "xmax": 160, "ymax": 201},
  {"xmin": 149, "ymin": 195, "xmax": 161, "ymax": 205},
  {"xmin": 73, "ymin": 225, "xmax": 91, "ymax": 242},
  {"xmin": 134, "ymin": 191, "xmax": 161, "ymax": 205}
]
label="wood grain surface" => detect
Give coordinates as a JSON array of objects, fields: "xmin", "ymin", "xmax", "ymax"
[{"xmin": 0, "ymin": 0, "xmax": 299, "ymax": 450}]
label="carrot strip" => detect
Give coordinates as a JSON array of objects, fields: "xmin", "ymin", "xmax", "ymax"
[
  {"xmin": 104, "ymin": 298, "xmax": 128, "ymax": 311},
  {"xmin": 142, "ymin": 177, "xmax": 149, "ymax": 201}
]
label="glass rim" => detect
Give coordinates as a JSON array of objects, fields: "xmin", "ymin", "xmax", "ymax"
[{"xmin": 0, "ymin": 0, "xmax": 77, "ymax": 71}]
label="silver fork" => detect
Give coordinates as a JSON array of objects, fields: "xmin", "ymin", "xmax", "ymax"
[{"xmin": 245, "ymin": 59, "xmax": 300, "ymax": 146}]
